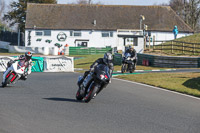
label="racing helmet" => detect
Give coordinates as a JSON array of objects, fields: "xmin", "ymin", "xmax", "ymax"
[
  {"xmin": 25, "ymin": 51, "xmax": 32, "ymax": 61},
  {"xmin": 19, "ymin": 55, "xmax": 25, "ymax": 60},
  {"xmin": 129, "ymin": 45, "xmax": 134, "ymax": 51},
  {"xmin": 103, "ymin": 53, "xmax": 113, "ymax": 64}
]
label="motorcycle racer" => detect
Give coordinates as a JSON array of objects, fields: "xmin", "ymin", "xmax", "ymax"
[
  {"xmin": 123, "ymin": 45, "xmax": 137, "ymax": 69},
  {"xmin": 2, "ymin": 52, "xmax": 32, "ymax": 85},
  {"xmin": 78, "ymin": 52, "xmax": 114, "ymax": 86}
]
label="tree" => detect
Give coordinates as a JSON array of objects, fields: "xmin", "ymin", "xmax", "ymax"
[
  {"xmin": 3, "ymin": 0, "xmax": 57, "ymax": 32},
  {"xmin": 72, "ymin": 0, "xmax": 103, "ymax": 5},
  {"xmin": 0, "ymin": 0, "xmax": 8, "ymax": 31},
  {"xmin": 169, "ymin": 0, "xmax": 200, "ymax": 30},
  {"xmin": 187, "ymin": 0, "xmax": 200, "ymax": 29},
  {"xmin": 0, "ymin": 0, "xmax": 5, "ymax": 18}
]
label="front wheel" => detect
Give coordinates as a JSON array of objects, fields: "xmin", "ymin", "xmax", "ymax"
[
  {"xmin": 83, "ymin": 82, "xmax": 98, "ymax": 103},
  {"xmin": 130, "ymin": 63, "xmax": 136, "ymax": 73},
  {"xmin": 2, "ymin": 74, "xmax": 14, "ymax": 87},
  {"xmin": 121, "ymin": 64, "xmax": 126, "ymax": 73},
  {"xmin": 76, "ymin": 87, "xmax": 85, "ymax": 101}
]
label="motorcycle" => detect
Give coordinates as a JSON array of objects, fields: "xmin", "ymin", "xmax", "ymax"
[
  {"xmin": 121, "ymin": 53, "xmax": 136, "ymax": 73},
  {"xmin": 2, "ymin": 60, "xmax": 26, "ymax": 87},
  {"xmin": 76, "ymin": 64, "xmax": 111, "ymax": 103}
]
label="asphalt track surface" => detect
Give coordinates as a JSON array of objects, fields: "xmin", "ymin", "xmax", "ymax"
[{"xmin": 0, "ymin": 72, "xmax": 200, "ymax": 133}]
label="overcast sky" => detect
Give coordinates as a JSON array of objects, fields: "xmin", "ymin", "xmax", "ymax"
[{"xmin": 5, "ymin": 0, "xmax": 170, "ymax": 6}]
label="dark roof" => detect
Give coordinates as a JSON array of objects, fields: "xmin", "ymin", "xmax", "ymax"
[{"xmin": 25, "ymin": 4, "xmax": 194, "ymax": 32}]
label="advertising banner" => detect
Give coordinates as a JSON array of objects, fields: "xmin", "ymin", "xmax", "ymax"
[
  {"xmin": 43, "ymin": 56, "xmax": 74, "ymax": 72},
  {"xmin": 31, "ymin": 57, "xmax": 44, "ymax": 72}
]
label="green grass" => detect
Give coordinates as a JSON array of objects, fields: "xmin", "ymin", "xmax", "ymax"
[
  {"xmin": 176, "ymin": 33, "xmax": 200, "ymax": 43},
  {"xmin": 149, "ymin": 33, "xmax": 200, "ymax": 56},
  {"xmin": 74, "ymin": 54, "xmax": 103, "ymax": 70},
  {"xmin": 117, "ymin": 72, "xmax": 200, "ymax": 98}
]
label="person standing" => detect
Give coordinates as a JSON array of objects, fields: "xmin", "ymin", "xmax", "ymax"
[{"xmin": 173, "ymin": 25, "xmax": 179, "ymax": 39}]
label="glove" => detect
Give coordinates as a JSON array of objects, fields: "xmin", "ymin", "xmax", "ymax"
[
  {"xmin": 90, "ymin": 68, "xmax": 94, "ymax": 72},
  {"xmin": 24, "ymin": 72, "xmax": 28, "ymax": 76}
]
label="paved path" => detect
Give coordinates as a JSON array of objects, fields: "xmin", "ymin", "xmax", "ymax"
[{"xmin": 0, "ymin": 72, "xmax": 200, "ymax": 133}]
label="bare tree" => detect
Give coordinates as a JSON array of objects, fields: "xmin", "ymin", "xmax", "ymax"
[
  {"xmin": 169, "ymin": 0, "xmax": 185, "ymax": 18},
  {"xmin": 0, "ymin": 0, "xmax": 5, "ymax": 19},
  {"xmin": 167, "ymin": 0, "xmax": 200, "ymax": 30},
  {"xmin": 76, "ymin": 0, "xmax": 88, "ymax": 4},
  {"xmin": 72, "ymin": 0, "xmax": 103, "ymax": 5},
  {"xmin": 187, "ymin": 0, "xmax": 200, "ymax": 29}
]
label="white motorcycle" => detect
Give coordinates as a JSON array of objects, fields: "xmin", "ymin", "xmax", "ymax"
[{"xmin": 2, "ymin": 60, "xmax": 26, "ymax": 87}]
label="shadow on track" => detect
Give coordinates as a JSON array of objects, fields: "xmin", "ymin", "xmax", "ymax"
[
  {"xmin": 183, "ymin": 77, "xmax": 200, "ymax": 91},
  {"xmin": 43, "ymin": 97, "xmax": 82, "ymax": 103}
]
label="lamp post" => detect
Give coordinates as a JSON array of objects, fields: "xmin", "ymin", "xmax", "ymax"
[
  {"xmin": 17, "ymin": 23, "xmax": 20, "ymax": 46},
  {"xmin": 140, "ymin": 15, "xmax": 145, "ymax": 30}
]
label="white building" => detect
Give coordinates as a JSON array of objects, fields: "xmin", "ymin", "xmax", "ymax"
[{"xmin": 25, "ymin": 4, "xmax": 194, "ymax": 53}]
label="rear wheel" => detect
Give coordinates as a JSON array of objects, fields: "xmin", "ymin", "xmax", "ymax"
[{"xmin": 83, "ymin": 83, "xmax": 98, "ymax": 103}]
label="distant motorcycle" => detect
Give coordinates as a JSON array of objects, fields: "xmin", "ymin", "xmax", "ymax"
[
  {"xmin": 76, "ymin": 64, "xmax": 111, "ymax": 103},
  {"xmin": 121, "ymin": 53, "xmax": 136, "ymax": 73},
  {"xmin": 2, "ymin": 60, "xmax": 26, "ymax": 87}
]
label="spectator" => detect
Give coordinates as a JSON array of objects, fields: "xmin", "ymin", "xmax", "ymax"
[{"xmin": 173, "ymin": 25, "xmax": 178, "ymax": 39}]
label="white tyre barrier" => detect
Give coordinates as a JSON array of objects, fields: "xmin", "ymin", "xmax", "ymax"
[
  {"xmin": 43, "ymin": 47, "xmax": 49, "ymax": 55},
  {"xmin": 52, "ymin": 47, "xmax": 58, "ymax": 55},
  {"xmin": 43, "ymin": 56, "xmax": 74, "ymax": 72},
  {"xmin": 0, "ymin": 56, "xmax": 15, "ymax": 72}
]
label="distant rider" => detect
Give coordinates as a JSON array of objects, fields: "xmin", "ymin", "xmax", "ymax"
[
  {"xmin": 2, "ymin": 52, "xmax": 32, "ymax": 85},
  {"xmin": 123, "ymin": 45, "xmax": 137, "ymax": 69},
  {"xmin": 78, "ymin": 52, "xmax": 114, "ymax": 86}
]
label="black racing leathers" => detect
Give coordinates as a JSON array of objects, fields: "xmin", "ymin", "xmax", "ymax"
[
  {"xmin": 90, "ymin": 58, "xmax": 113, "ymax": 76},
  {"xmin": 78, "ymin": 58, "xmax": 114, "ymax": 85},
  {"xmin": 123, "ymin": 49, "xmax": 137, "ymax": 64},
  {"xmin": 124, "ymin": 49, "xmax": 137, "ymax": 58}
]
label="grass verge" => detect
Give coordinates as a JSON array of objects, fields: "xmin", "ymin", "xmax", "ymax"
[{"xmin": 117, "ymin": 72, "xmax": 200, "ymax": 98}]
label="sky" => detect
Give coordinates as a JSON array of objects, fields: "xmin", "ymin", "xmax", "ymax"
[
  {"xmin": 5, "ymin": 0, "xmax": 170, "ymax": 6},
  {"xmin": 59, "ymin": 0, "xmax": 170, "ymax": 5}
]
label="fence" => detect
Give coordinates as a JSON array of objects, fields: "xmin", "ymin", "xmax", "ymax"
[
  {"xmin": 69, "ymin": 47, "xmax": 112, "ymax": 55},
  {"xmin": 146, "ymin": 39, "xmax": 200, "ymax": 55},
  {"xmin": 0, "ymin": 31, "xmax": 24, "ymax": 46}
]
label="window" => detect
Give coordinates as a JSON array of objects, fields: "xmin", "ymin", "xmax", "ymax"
[
  {"xmin": 102, "ymin": 32, "xmax": 109, "ymax": 37},
  {"xmin": 44, "ymin": 30, "xmax": 51, "ymax": 36},
  {"xmin": 126, "ymin": 38, "xmax": 138, "ymax": 46},
  {"xmin": 102, "ymin": 31, "xmax": 113, "ymax": 37},
  {"xmin": 74, "ymin": 31, "xmax": 81, "ymax": 36},
  {"xmin": 35, "ymin": 31, "xmax": 43, "ymax": 36},
  {"xmin": 134, "ymin": 38, "xmax": 138, "ymax": 46},
  {"xmin": 35, "ymin": 30, "xmax": 51, "ymax": 36},
  {"xmin": 70, "ymin": 31, "xmax": 73, "ymax": 36},
  {"xmin": 70, "ymin": 30, "xmax": 82, "ymax": 37},
  {"xmin": 110, "ymin": 32, "xmax": 113, "ymax": 37}
]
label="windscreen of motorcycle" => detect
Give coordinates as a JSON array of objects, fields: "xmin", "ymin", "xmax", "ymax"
[
  {"xmin": 14, "ymin": 60, "xmax": 26, "ymax": 74},
  {"xmin": 18, "ymin": 60, "xmax": 26, "ymax": 67},
  {"xmin": 125, "ymin": 53, "xmax": 131, "ymax": 58},
  {"xmin": 94, "ymin": 64, "xmax": 110, "ymax": 80}
]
